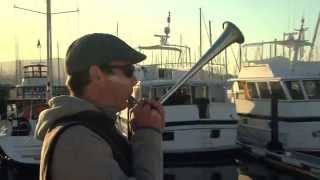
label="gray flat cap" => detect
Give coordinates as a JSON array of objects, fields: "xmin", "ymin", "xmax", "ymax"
[{"xmin": 65, "ymin": 33, "xmax": 146, "ymax": 75}]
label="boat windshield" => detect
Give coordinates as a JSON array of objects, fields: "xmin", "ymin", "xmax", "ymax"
[
  {"xmin": 303, "ymin": 80, "xmax": 320, "ymax": 99},
  {"xmin": 284, "ymin": 81, "xmax": 304, "ymax": 100},
  {"xmin": 153, "ymin": 86, "xmax": 193, "ymax": 105},
  {"xmin": 234, "ymin": 81, "xmax": 287, "ymax": 100},
  {"xmin": 269, "ymin": 82, "xmax": 287, "ymax": 100},
  {"xmin": 134, "ymin": 84, "xmax": 209, "ymax": 105}
]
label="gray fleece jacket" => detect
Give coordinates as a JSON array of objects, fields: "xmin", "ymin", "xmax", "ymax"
[{"xmin": 35, "ymin": 95, "xmax": 163, "ymax": 180}]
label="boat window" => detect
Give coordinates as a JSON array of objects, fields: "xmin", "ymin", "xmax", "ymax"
[
  {"xmin": 191, "ymin": 84, "xmax": 209, "ymax": 110},
  {"xmin": 34, "ymin": 69, "xmax": 40, "ymax": 77},
  {"xmin": 211, "ymin": 84, "xmax": 225, "ymax": 102},
  {"xmin": 235, "ymin": 81, "xmax": 246, "ymax": 99},
  {"xmin": 141, "ymin": 87, "xmax": 150, "ymax": 99},
  {"xmin": 257, "ymin": 82, "xmax": 270, "ymax": 99},
  {"xmin": 285, "ymin": 81, "xmax": 304, "ymax": 100},
  {"xmin": 168, "ymin": 86, "xmax": 191, "ymax": 105},
  {"xmin": 193, "ymin": 85, "xmax": 208, "ymax": 99},
  {"xmin": 7, "ymin": 104, "xmax": 17, "ymax": 120},
  {"xmin": 152, "ymin": 86, "xmax": 169, "ymax": 101},
  {"xmin": 52, "ymin": 86, "xmax": 68, "ymax": 96},
  {"xmin": 270, "ymin": 81, "xmax": 286, "ymax": 100},
  {"xmin": 24, "ymin": 70, "xmax": 32, "ymax": 78},
  {"xmin": 41, "ymin": 67, "xmax": 48, "ymax": 78},
  {"xmin": 17, "ymin": 87, "xmax": 23, "ymax": 97},
  {"xmin": 133, "ymin": 85, "xmax": 151, "ymax": 100},
  {"xmin": 158, "ymin": 69, "xmax": 173, "ymax": 79},
  {"xmin": 247, "ymin": 82, "xmax": 259, "ymax": 99},
  {"xmin": 303, "ymin": 80, "xmax": 320, "ymax": 99}
]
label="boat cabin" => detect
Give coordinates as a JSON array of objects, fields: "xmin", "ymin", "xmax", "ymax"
[
  {"xmin": 230, "ymin": 58, "xmax": 320, "ymax": 101},
  {"xmin": 134, "ymin": 80, "xmax": 225, "ymax": 105},
  {"xmin": 11, "ymin": 64, "xmax": 68, "ymax": 100},
  {"xmin": 231, "ymin": 79, "xmax": 320, "ymax": 101}
]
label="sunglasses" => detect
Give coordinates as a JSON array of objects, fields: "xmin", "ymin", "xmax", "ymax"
[{"xmin": 101, "ymin": 64, "xmax": 135, "ymax": 78}]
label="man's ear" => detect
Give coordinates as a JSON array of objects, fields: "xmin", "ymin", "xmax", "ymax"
[{"xmin": 89, "ymin": 65, "xmax": 103, "ymax": 82}]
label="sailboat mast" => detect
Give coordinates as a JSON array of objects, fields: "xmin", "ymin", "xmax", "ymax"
[
  {"xmin": 293, "ymin": 18, "xmax": 307, "ymax": 61},
  {"xmin": 199, "ymin": 8, "xmax": 202, "ymax": 57},
  {"xmin": 209, "ymin": 20, "xmax": 212, "ymax": 46},
  {"xmin": 308, "ymin": 12, "xmax": 320, "ymax": 61},
  {"xmin": 57, "ymin": 42, "xmax": 61, "ymax": 85},
  {"xmin": 46, "ymin": 0, "xmax": 53, "ymax": 99}
]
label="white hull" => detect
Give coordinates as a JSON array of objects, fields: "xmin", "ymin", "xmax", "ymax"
[
  {"xmin": 236, "ymin": 99, "xmax": 320, "ymax": 153},
  {"xmin": 163, "ymin": 124, "xmax": 238, "ymax": 153},
  {"xmin": 0, "ymin": 136, "xmax": 41, "ymax": 164},
  {"xmin": 163, "ymin": 103, "xmax": 239, "ymax": 153}
]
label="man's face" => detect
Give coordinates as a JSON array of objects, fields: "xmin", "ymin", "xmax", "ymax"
[{"xmin": 92, "ymin": 60, "xmax": 137, "ymax": 110}]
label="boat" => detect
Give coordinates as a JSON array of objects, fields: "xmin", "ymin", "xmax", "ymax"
[
  {"xmin": 118, "ymin": 13, "xmax": 240, "ymax": 157},
  {"xmin": 229, "ymin": 17, "xmax": 320, "ymax": 157},
  {"xmin": 134, "ymin": 67, "xmax": 238, "ymax": 155},
  {"xmin": 0, "ymin": 63, "xmax": 67, "ymax": 175}
]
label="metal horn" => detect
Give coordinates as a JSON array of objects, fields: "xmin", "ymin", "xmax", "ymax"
[{"xmin": 159, "ymin": 21, "xmax": 245, "ymax": 104}]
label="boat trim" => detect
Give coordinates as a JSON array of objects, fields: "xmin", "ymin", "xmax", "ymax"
[
  {"xmin": 166, "ymin": 120, "xmax": 238, "ymax": 127},
  {"xmin": 238, "ymin": 113, "xmax": 320, "ymax": 122}
]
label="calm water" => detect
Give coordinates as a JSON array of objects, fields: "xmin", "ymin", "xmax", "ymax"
[
  {"xmin": 0, "ymin": 152, "xmax": 317, "ymax": 180},
  {"xmin": 164, "ymin": 157, "xmax": 317, "ymax": 180}
]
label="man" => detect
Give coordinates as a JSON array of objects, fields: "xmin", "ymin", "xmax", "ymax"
[{"xmin": 35, "ymin": 33, "xmax": 165, "ymax": 180}]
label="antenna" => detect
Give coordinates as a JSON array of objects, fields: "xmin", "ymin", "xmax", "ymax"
[
  {"xmin": 116, "ymin": 22, "xmax": 119, "ymax": 36},
  {"xmin": 293, "ymin": 17, "xmax": 308, "ymax": 61},
  {"xmin": 154, "ymin": 11, "xmax": 171, "ymax": 45},
  {"xmin": 37, "ymin": 39, "xmax": 42, "ymax": 64}
]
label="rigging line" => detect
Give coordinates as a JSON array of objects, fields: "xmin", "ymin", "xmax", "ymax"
[
  {"xmin": 201, "ymin": 11, "xmax": 211, "ymax": 47},
  {"xmin": 287, "ymin": 0, "xmax": 291, "ymax": 31},
  {"xmin": 230, "ymin": 46, "xmax": 240, "ymax": 71},
  {"xmin": 14, "ymin": 5, "xmax": 46, "ymax": 14},
  {"xmin": 74, "ymin": 0, "xmax": 80, "ymax": 37}
]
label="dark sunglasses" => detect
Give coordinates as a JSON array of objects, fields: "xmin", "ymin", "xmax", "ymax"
[{"xmin": 101, "ymin": 64, "xmax": 135, "ymax": 78}]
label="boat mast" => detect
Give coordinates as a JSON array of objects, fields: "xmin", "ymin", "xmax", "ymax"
[
  {"xmin": 57, "ymin": 42, "xmax": 61, "ymax": 85},
  {"xmin": 308, "ymin": 12, "xmax": 320, "ymax": 61},
  {"xmin": 293, "ymin": 18, "xmax": 308, "ymax": 61},
  {"xmin": 47, "ymin": 0, "xmax": 53, "ymax": 99},
  {"xmin": 209, "ymin": 20, "xmax": 212, "ymax": 46},
  {"xmin": 199, "ymin": 8, "xmax": 202, "ymax": 57}
]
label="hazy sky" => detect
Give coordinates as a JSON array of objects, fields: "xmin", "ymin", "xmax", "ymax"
[{"xmin": 0, "ymin": 0, "xmax": 319, "ymax": 62}]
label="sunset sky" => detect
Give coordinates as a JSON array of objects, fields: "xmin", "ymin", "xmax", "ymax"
[{"xmin": 0, "ymin": 0, "xmax": 319, "ymax": 63}]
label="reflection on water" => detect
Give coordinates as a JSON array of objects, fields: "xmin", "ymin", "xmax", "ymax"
[
  {"xmin": 0, "ymin": 153, "xmax": 318, "ymax": 180},
  {"xmin": 238, "ymin": 158, "xmax": 317, "ymax": 180},
  {"xmin": 165, "ymin": 164, "xmax": 238, "ymax": 180},
  {"xmin": 164, "ymin": 154, "xmax": 318, "ymax": 180}
]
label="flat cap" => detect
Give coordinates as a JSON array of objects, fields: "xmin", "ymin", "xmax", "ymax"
[{"xmin": 65, "ymin": 33, "xmax": 146, "ymax": 75}]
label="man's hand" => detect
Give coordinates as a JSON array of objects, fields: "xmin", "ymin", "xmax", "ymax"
[{"xmin": 130, "ymin": 100, "xmax": 165, "ymax": 131}]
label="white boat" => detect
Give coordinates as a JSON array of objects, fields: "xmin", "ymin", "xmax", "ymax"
[
  {"xmin": 0, "ymin": 63, "xmax": 67, "ymax": 169},
  {"xmin": 118, "ymin": 13, "xmax": 240, "ymax": 155},
  {"xmin": 229, "ymin": 18, "xmax": 320, "ymax": 156},
  {"xmin": 128, "ymin": 63, "xmax": 239, "ymax": 155}
]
